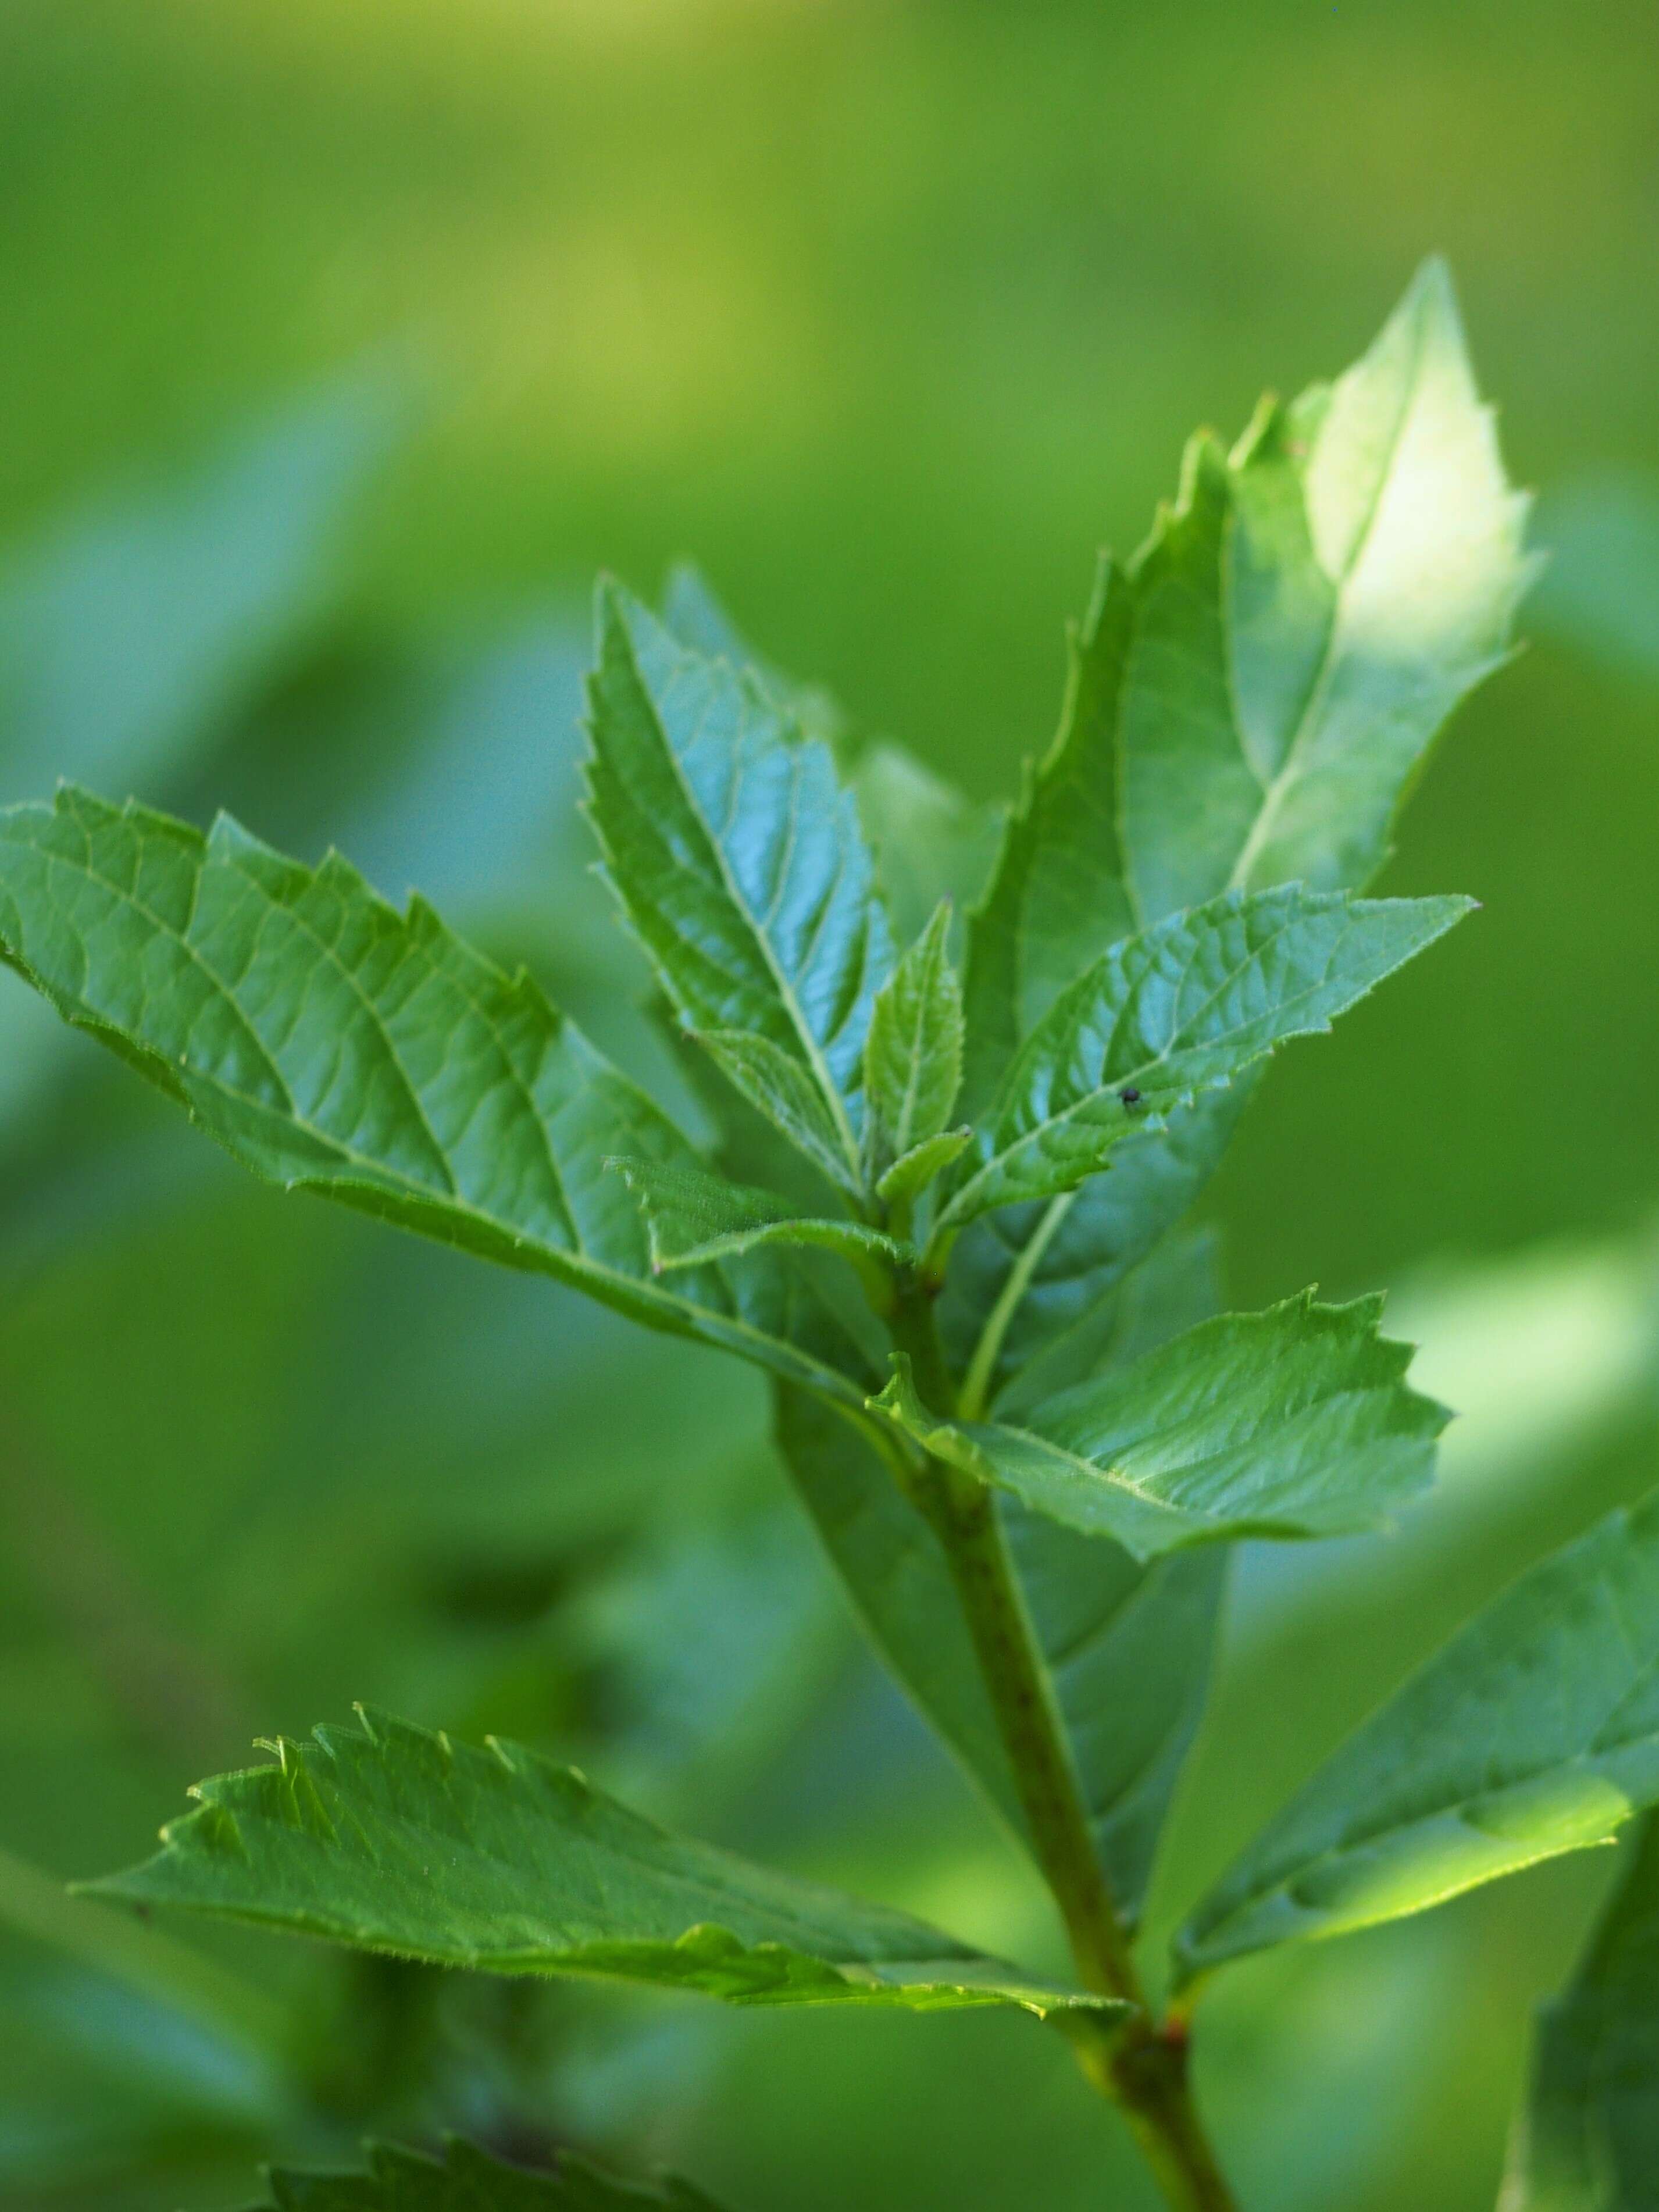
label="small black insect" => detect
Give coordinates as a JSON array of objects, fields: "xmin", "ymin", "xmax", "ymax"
[{"xmin": 1118, "ymin": 1087, "xmax": 1142, "ymax": 1106}]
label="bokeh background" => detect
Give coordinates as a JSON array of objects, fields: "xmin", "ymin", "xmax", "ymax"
[{"xmin": 2, "ymin": 3, "xmax": 1657, "ymax": 2208}]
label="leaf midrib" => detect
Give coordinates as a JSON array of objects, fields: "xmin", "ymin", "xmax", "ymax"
[
  {"xmin": 655, "ymin": 654, "xmax": 864, "ymax": 1180},
  {"xmin": 1223, "ymin": 310, "xmax": 1429, "ymax": 894}
]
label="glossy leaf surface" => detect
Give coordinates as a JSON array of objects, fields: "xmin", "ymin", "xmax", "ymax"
[
  {"xmin": 0, "ymin": 786, "xmax": 872, "ymax": 1410},
  {"xmin": 584, "ymin": 583, "xmax": 891, "ymax": 1185},
  {"xmin": 936, "ymin": 887, "xmax": 1468, "ymax": 1237},
  {"xmin": 1505, "ymin": 1815, "xmax": 1659, "ymax": 2211}
]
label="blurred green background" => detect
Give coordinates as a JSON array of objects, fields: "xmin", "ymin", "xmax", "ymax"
[{"xmin": 2, "ymin": 3, "xmax": 1657, "ymax": 2208}]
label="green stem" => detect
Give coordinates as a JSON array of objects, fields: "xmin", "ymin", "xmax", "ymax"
[{"xmin": 887, "ymin": 1278, "xmax": 1237, "ymax": 2212}]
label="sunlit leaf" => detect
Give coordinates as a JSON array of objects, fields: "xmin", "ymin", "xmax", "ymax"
[{"xmin": 1178, "ymin": 1489, "xmax": 1659, "ymax": 1983}]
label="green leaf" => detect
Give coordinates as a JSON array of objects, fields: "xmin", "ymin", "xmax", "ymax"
[
  {"xmin": 90, "ymin": 1711, "xmax": 1116, "ymax": 2022},
  {"xmin": 1514, "ymin": 1829, "xmax": 1659, "ymax": 2211},
  {"xmin": 584, "ymin": 582, "xmax": 892, "ymax": 1187},
  {"xmin": 876, "ymin": 1126, "xmax": 973, "ymax": 1210},
  {"xmin": 1176, "ymin": 1488, "xmax": 1659, "ymax": 1985},
  {"xmin": 869, "ymin": 1291, "xmax": 1443, "ymax": 1561},
  {"xmin": 608, "ymin": 1155, "xmax": 904, "ymax": 1283},
  {"xmin": 863, "ymin": 900, "xmax": 964, "ymax": 1179},
  {"xmin": 691, "ymin": 1027, "xmax": 866, "ymax": 1200},
  {"xmin": 945, "ymin": 265, "xmax": 1525, "ymax": 1398},
  {"xmin": 941, "ymin": 1087, "xmax": 1250, "ymax": 1418},
  {"xmin": 777, "ymin": 1235, "xmax": 1228, "ymax": 1932},
  {"xmin": 1119, "ymin": 258, "xmax": 1532, "ymax": 922},
  {"xmin": 1504, "ymin": 1814, "xmax": 1659, "ymax": 2211},
  {"xmin": 936, "ymin": 886, "xmax": 1469, "ymax": 1238},
  {"xmin": 0, "ymin": 786, "xmax": 873, "ymax": 1411},
  {"xmin": 253, "ymin": 2135, "xmax": 725, "ymax": 2210},
  {"xmin": 962, "ymin": 552, "xmax": 1135, "ymax": 1115}
]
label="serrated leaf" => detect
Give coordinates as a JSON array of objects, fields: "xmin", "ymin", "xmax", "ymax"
[
  {"xmin": 0, "ymin": 786, "xmax": 873, "ymax": 1411},
  {"xmin": 691, "ymin": 1027, "xmax": 865, "ymax": 1200},
  {"xmin": 90, "ymin": 1710, "xmax": 1116, "ymax": 2023},
  {"xmin": 869, "ymin": 1291, "xmax": 1443, "ymax": 1562},
  {"xmin": 1120, "ymin": 258, "xmax": 1532, "ymax": 921},
  {"xmin": 936, "ymin": 886, "xmax": 1468, "ymax": 1239},
  {"xmin": 875, "ymin": 1126, "xmax": 972, "ymax": 1210},
  {"xmin": 863, "ymin": 900, "xmax": 964, "ymax": 1180},
  {"xmin": 1177, "ymin": 1489, "xmax": 1659, "ymax": 1985},
  {"xmin": 608, "ymin": 1156, "xmax": 904, "ymax": 1282},
  {"xmin": 1504, "ymin": 1814, "xmax": 1659, "ymax": 2211},
  {"xmin": 962, "ymin": 552, "xmax": 1136, "ymax": 1115},
  {"xmin": 948, "ymin": 263, "xmax": 1525, "ymax": 1406},
  {"xmin": 777, "ymin": 1235, "xmax": 1228, "ymax": 1932},
  {"xmin": 584, "ymin": 583, "xmax": 891, "ymax": 1187},
  {"xmin": 253, "ymin": 2135, "xmax": 725, "ymax": 2211}
]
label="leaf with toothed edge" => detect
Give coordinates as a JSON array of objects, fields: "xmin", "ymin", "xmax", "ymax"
[
  {"xmin": 862, "ymin": 900, "xmax": 964, "ymax": 1184},
  {"xmin": 252, "ymin": 2135, "xmax": 729, "ymax": 2210},
  {"xmin": 934, "ymin": 886, "xmax": 1469, "ymax": 1241},
  {"xmin": 0, "ymin": 785, "xmax": 875, "ymax": 1411},
  {"xmin": 949, "ymin": 261, "xmax": 1528, "ymax": 1417},
  {"xmin": 583, "ymin": 582, "xmax": 892, "ymax": 1192},
  {"xmin": 608, "ymin": 1155, "xmax": 904, "ymax": 1282},
  {"xmin": 868, "ymin": 1291, "xmax": 1446, "ymax": 1562},
  {"xmin": 88, "ymin": 1711, "xmax": 1121, "ymax": 2021}
]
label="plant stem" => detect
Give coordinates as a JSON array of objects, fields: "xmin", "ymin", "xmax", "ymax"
[{"xmin": 887, "ymin": 1278, "xmax": 1238, "ymax": 2212}]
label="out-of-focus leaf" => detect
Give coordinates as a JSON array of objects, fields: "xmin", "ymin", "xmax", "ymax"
[
  {"xmin": 1178, "ymin": 1488, "xmax": 1659, "ymax": 1983},
  {"xmin": 254, "ymin": 2135, "xmax": 726, "ymax": 2210},
  {"xmin": 869, "ymin": 1292, "xmax": 1444, "ymax": 1561},
  {"xmin": 92, "ymin": 1711, "xmax": 1121, "ymax": 2021},
  {"xmin": 1531, "ymin": 475, "xmax": 1659, "ymax": 688},
  {"xmin": 934, "ymin": 887, "xmax": 1468, "ymax": 1240},
  {"xmin": 0, "ymin": 376, "xmax": 399, "ymax": 804},
  {"xmin": 779, "ymin": 1232, "xmax": 1229, "ymax": 1931},
  {"xmin": 1504, "ymin": 1814, "xmax": 1659, "ymax": 2211},
  {"xmin": 0, "ymin": 786, "xmax": 872, "ymax": 1407},
  {"xmin": 583, "ymin": 584, "xmax": 891, "ymax": 1187},
  {"xmin": 850, "ymin": 744, "xmax": 998, "ymax": 948}
]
